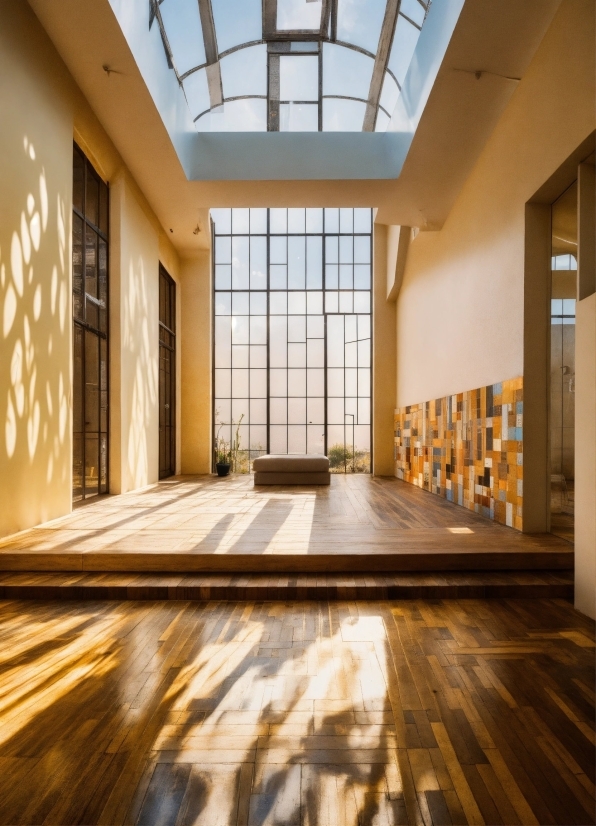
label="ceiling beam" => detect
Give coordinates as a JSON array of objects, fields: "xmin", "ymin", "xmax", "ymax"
[
  {"xmin": 197, "ymin": 0, "xmax": 222, "ymax": 107},
  {"xmin": 263, "ymin": 0, "xmax": 278, "ymax": 39},
  {"xmin": 362, "ymin": 0, "xmax": 401, "ymax": 132}
]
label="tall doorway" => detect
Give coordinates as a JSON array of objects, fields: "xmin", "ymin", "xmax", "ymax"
[
  {"xmin": 550, "ymin": 182, "xmax": 577, "ymax": 542},
  {"xmin": 211, "ymin": 208, "xmax": 372, "ymax": 473},
  {"xmin": 72, "ymin": 144, "xmax": 109, "ymax": 503},
  {"xmin": 159, "ymin": 265, "xmax": 176, "ymax": 479}
]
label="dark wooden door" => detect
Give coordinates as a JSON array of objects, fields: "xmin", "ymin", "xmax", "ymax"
[{"xmin": 159, "ymin": 265, "xmax": 176, "ymax": 479}]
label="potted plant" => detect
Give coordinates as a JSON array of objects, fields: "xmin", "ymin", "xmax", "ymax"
[
  {"xmin": 214, "ymin": 420, "xmax": 231, "ymax": 477},
  {"xmin": 215, "ymin": 438, "xmax": 231, "ymax": 476}
]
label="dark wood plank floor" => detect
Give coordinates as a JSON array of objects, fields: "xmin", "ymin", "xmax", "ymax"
[
  {"xmin": 0, "ymin": 598, "xmax": 593, "ymax": 824},
  {"xmin": 0, "ymin": 476, "xmax": 573, "ymax": 573}
]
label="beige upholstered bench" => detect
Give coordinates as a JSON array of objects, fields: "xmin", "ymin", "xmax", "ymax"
[{"xmin": 253, "ymin": 454, "xmax": 330, "ymax": 485}]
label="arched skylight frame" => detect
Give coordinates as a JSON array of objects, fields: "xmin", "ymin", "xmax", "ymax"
[{"xmin": 148, "ymin": 0, "xmax": 431, "ymax": 132}]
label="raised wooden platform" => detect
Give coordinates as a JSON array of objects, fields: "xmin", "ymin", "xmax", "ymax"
[
  {"xmin": 0, "ymin": 475, "xmax": 573, "ymax": 574},
  {"xmin": 0, "ymin": 570, "xmax": 574, "ymax": 601}
]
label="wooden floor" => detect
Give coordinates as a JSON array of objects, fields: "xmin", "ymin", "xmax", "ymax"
[
  {"xmin": 0, "ymin": 476, "xmax": 573, "ymax": 574},
  {"xmin": 0, "ymin": 598, "xmax": 593, "ymax": 825}
]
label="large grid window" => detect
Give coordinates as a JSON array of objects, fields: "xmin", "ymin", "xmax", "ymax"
[
  {"xmin": 72, "ymin": 144, "xmax": 109, "ymax": 502},
  {"xmin": 212, "ymin": 207, "xmax": 372, "ymax": 473}
]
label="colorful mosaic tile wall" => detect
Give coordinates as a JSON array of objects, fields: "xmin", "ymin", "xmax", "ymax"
[{"xmin": 394, "ymin": 377, "xmax": 523, "ymax": 529}]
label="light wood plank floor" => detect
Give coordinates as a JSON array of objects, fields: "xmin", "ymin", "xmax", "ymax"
[
  {"xmin": 0, "ymin": 476, "xmax": 573, "ymax": 573},
  {"xmin": 0, "ymin": 598, "xmax": 593, "ymax": 824}
]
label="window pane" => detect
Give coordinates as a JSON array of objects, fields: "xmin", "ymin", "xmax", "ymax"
[
  {"xmin": 250, "ymin": 291, "xmax": 267, "ymax": 315},
  {"xmin": 339, "ymin": 292, "xmax": 353, "ymax": 313},
  {"xmin": 270, "ymin": 370, "xmax": 288, "ymax": 397},
  {"xmin": 212, "ymin": 208, "xmax": 231, "ymax": 234},
  {"xmin": 270, "ymin": 425, "xmax": 287, "ymax": 453},
  {"xmin": 250, "ymin": 345, "xmax": 267, "ymax": 368},
  {"xmin": 322, "ymin": 44, "xmax": 374, "ymax": 101},
  {"xmin": 323, "ymin": 98, "xmax": 366, "ymax": 131},
  {"xmin": 277, "ymin": 0, "xmax": 322, "ymax": 31},
  {"xmin": 220, "ymin": 45, "xmax": 267, "ymax": 99},
  {"xmin": 306, "ymin": 208, "xmax": 323, "ymax": 233},
  {"xmin": 279, "ymin": 56, "xmax": 319, "ymax": 101},
  {"xmin": 232, "ymin": 237, "xmax": 249, "ymax": 288},
  {"xmin": 215, "ymin": 292, "xmax": 231, "ymax": 315},
  {"xmin": 307, "ymin": 368, "xmax": 325, "ymax": 397},
  {"xmin": 288, "ymin": 371, "xmax": 307, "ymax": 398},
  {"xmin": 339, "ymin": 209, "xmax": 353, "ymax": 234},
  {"xmin": 196, "ymin": 98, "xmax": 267, "ymax": 132},
  {"xmin": 280, "ymin": 103, "xmax": 319, "ymax": 132},
  {"xmin": 183, "ymin": 69, "xmax": 210, "ymax": 120},
  {"xmin": 288, "ymin": 209, "xmax": 306, "ymax": 234},
  {"xmin": 337, "ymin": 0, "xmax": 386, "ymax": 54},
  {"xmin": 288, "ymin": 425, "xmax": 306, "ymax": 453},
  {"xmin": 251, "ymin": 209, "xmax": 268, "ymax": 233},
  {"xmin": 250, "ymin": 315, "xmax": 267, "ymax": 344},
  {"xmin": 216, "ymin": 264, "xmax": 232, "ymax": 290},
  {"xmin": 212, "ymin": 0, "xmax": 262, "ymax": 53},
  {"xmin": 306, "ymin": 237, "xmax": 323, "ymax": 288},
  {"xmin": 160, "ymin": 0, "xmax": 206, "ymax": 75},
  {"xmin": 232, "ymin": 344, "xmax": 249, "ymax": 368},
  {"xmin": 288, "ymin": 396, "xmax": 306, "ymax": 422},
  {"xmin": 388, "ymin": 16, "xmax": 420, "ymax": 86},
  {"xmin": 232, "ymin": 291, "xmax": 249, "ymax": 315},
  {"xmin": 250, "ymin": 398, "xmax": 267, "ymax": 424}
]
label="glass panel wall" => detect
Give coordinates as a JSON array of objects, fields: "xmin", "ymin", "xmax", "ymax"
[
  {"xmin": 72, "ymin": 144, "xmax": 109, "ymax": 502},
  {"xmin": 212, "ymin": 207, "xmax": 372, "ymax": 473},
  {"xmin": 550, "ymin": 181, "xmax": 577, "ymax": 542}
]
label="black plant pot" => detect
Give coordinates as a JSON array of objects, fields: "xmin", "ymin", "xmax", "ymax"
[{"xmin": 216, "ymin": 463, "xmax": 231, "ymax": 477}]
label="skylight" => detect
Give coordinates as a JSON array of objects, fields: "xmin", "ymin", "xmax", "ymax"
[{"xmin": 149, "ymin": 0, "xmax": 431, "ymax": 132}]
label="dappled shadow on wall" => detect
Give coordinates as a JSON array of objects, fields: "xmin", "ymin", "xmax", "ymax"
[{"xmin": 1, "ymin": 135, "xmax": 70, "ymax": 526}]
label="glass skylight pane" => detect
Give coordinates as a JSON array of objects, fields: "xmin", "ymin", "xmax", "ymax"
[
  {"xmin": 388, "ymin": 15, "xmax": 421, "ymax": 86},
  {"xmin": 220, "ymin": 45, "xmax": 267, "ymax": 99},
  {"xmin": 379, "ymin": 72, "xmax": 400, "ymax": 118},
  {"xmin": 280, "ymin": 103, "xmax": 319, "ymax": 131},
  {"xmin": 322, "ymin": 44, "xmax": 373, "ymax": 101},
  {"xmin": 323, "ymin": 98, "xmax": 366, "ymax": 131},
  {"xmin": 160, "ymin": 0, "xmax": 206, "ymax": 75},
  {"xmin": 195, "ymin": 98, "xmax": 267, "ymax": 131},
  {"xmin": 375, "ymin": 109, "xmax": 391, "ymax": 132},
  {"xmin": 277, "ymin": 0, "xmax": 323, "ymax": 31},
  {"xmin": 337, "ymin": 0, "xmax": 386, "ymax": 55},
  {"xmin": 212, "ymin": 0, "xmax": 262, "ymax": 54},
  {"xmin": 183, "ymin": 69, "xmax": 211, "ymax": 120},
  {"xmin": 280, "ymin": 56, "xmax": 319, "ymax": 101},
  {"xmin": 306, "ymin": 209, "xmax": 323, "ymax": 233},
  {"xmin": 400, "ymin": 0, "xmax": 426, "ymax": 27}
]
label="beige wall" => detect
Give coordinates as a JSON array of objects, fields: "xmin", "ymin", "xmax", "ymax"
[
  {"xmin": 110, "ymin": 173, "xmax": 159, "ymax": 493},
  {"xmin": 180, "ymin": 252, "xmax": 212, "ymax": 474},
  {"xmin": 0, "ymin": 0, "xmax": 179, "ymax": 536},
  {"xmin": 372, "ymin": 224, "xmax": 396, "ymax": 476},
  {"xmin": 396, "ymin": 0, "xmax": 595, "ymax": 407},
  {"xmin": 0, "ymin": 0, "xmax": 74, "ymax": 538}
]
